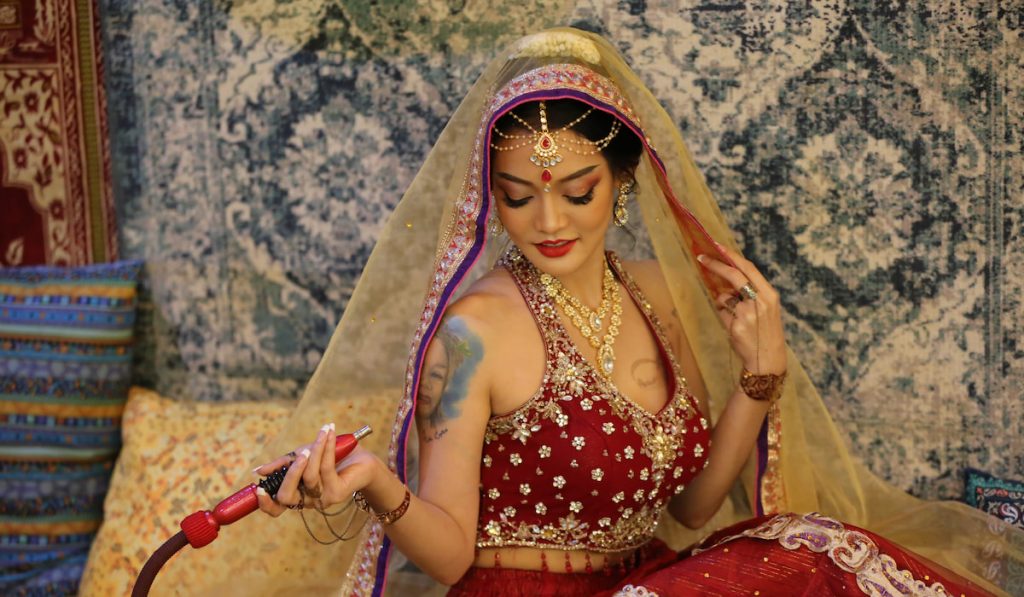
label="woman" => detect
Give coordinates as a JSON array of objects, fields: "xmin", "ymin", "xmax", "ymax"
[{"xmin": 250, "ymin": 29, "xmax": 1018, "ymax": 596}]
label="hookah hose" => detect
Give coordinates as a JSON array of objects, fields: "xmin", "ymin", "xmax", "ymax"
[{"xmin": 131, "ymin": 425, "xmax": 372, "ymax": 597}]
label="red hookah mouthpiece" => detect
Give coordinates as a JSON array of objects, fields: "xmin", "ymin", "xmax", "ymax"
[
  {"xmin": 334, "ymin": 424, "xmax": 372, "ymax": 460},
  {"xmin": 178, "ymin": 425, "xmax": 372, "ymax": 549}
]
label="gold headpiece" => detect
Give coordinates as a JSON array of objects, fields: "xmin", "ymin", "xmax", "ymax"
[{"xmin": 491, "ymin": 101, "xmax": 621, "ymax": 192}]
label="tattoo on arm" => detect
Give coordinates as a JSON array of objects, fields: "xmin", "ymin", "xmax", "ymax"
[{"xmin": 415, "ymin": 317, "xmax": 483, "ymax": 443}]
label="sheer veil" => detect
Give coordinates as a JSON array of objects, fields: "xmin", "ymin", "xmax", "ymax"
[{"xmin": 162, "ymin": 28, "xmax": 1021, "ymax": 596}]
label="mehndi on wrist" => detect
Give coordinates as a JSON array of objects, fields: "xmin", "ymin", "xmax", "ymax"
[
  {"xmin": 739, "ymin": 368, "xmax": 786, "ymax": 402},
  {"xmin": 353, "ymin": 488, "xmax": 411, "ymax": 525}
]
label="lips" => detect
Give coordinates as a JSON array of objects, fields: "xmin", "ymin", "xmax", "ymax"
[{"xmin": 535, "ymin": 239, "xmax": 577, "ymax": 258}]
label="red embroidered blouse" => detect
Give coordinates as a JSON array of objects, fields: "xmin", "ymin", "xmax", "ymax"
[{"xmin": 475, "ymin": 251, "xmax": 711, "ymax": 553}]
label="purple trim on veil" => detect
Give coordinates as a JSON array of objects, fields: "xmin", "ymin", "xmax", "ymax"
[
  {"xmin": 373, "ymin": 174, "xmax": 492, "ymax": 596},
  {"xmin": 755, "ymin": 418, "xmax": 769, "ymax": 517}
]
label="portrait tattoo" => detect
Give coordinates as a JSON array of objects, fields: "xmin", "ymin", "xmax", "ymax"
[{"xmin": 416, "ymin": 317, "xmax": 483, "ymax": 442}]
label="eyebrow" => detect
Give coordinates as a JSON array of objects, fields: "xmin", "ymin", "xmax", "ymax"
[{"xmin": 497, "ymin": 164, "xmax": 599, "ymax": 186}]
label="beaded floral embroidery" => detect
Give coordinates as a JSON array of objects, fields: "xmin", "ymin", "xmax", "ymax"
[{"xmin": 475, "ymin": 250, "xmax": 710, "ymax": 553}]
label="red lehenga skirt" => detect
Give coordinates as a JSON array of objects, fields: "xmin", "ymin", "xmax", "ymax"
[{"xmin": 448, "ymin": 513, "xmax": 995, "ymax": 597}]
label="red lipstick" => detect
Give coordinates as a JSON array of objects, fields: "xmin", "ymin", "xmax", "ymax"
[{"xmin": 535, "ymin": 239, "xmax": 576, "ymax": 258}]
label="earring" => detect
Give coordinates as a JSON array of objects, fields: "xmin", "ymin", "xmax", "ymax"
[
  {"xmin": 614, "ymin": 181, "xmax": 632, "ymax": 227},
  {"xmin": 488, "ymin": 214, "xmax": 504, "ymax": 236}
]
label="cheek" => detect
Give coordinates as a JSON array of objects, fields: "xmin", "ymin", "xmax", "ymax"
[
  {"xmin": 493, "ymin": 197, "xmax": 528, "ymax": 228},
  {"xmin": 579, "ymin": 187, "xmax": 616, "ymax": 226}
]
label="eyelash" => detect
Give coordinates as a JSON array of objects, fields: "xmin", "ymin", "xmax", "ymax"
[
  {"xmin": 567, "ymin": 188, "xmax": 595, "ymax": 205},
  {"xmin": 502, "ymin": 188, "xmax": 595, "ymax": 209}
]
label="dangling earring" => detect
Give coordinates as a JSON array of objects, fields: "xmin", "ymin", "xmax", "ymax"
[
  {"xmin": 488, "ymin": 214, "xmax": 504, "ymax": 236},
  {"xmin": 614, "ymin": 181, "xmax": 632, "ymax": 227}
]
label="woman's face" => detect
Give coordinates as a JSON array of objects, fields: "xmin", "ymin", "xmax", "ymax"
[
  {"xmin": 490, "ymin": 128, "xmax": 617, "ymax": 278},
  {"xmin": 416, "ymin": 340, "xmax": 450, "ymax": 422}
]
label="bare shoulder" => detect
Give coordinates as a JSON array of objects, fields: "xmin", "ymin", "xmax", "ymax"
[{"xmin": 442, "ymin": 267, "xmax": 528, "ymax": 333}]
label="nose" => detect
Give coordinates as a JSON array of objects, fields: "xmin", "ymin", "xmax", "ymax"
[{"xmin": 535, "ymin": 194, "xmax": 565, "ymax": 234}]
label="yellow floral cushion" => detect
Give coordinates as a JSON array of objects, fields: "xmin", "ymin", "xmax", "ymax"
[{"xmin": 79, "ymin": 387, "xmax": 292, "ymax": 596}]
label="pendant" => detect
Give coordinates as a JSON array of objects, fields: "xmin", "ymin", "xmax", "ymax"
[
  {"xmin": 590, "ymin": 312, "xmax": 602, "ymax": 332},
  {"xmin": 598, "ymin": 344, "xmax": 615, "ymax": 377}
]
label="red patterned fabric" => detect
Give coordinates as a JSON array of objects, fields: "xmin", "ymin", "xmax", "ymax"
[
  {"xmin": 475, "ymin": 251, "xmax": 712, "ymax": 554},
  {"xmin": 0, "ymin": 0, "xmax": 117, "ymax": 266},
  {"xmin": 627, "ymin": 514, "xmax": 993, "ymax": 597},
  {"xmin": 453, "ymin": 516, "xmax": 994, "ymax": 596}
]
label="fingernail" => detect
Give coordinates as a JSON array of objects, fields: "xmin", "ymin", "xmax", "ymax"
[
  {"xmin": 696, "ymin": 254, "xmax": 707, "ymax": 263},
  {"xmin": 301, "ymin": 448, "xmax": 311, "ymax": 459},
  {"xmin": 256, "ymin": 487, "xmax": 267, "ymax": 496},
  {"xmin": 329, "ymin": 423, "xmax": 335, "ymax": 432},
  {"xmin": 714, "ymin": 241, "xmax": 724, "ymax": 249},
  {"xmin": 320, "ymin": 423, "xmax": 330, "ymax": 434}
]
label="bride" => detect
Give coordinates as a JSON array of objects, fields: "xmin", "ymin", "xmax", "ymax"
[{"xmin": 246, "ymin": 29, "xmax": 1017, "ymax": 596}]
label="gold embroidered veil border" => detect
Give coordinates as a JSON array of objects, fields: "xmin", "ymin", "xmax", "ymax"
[{"xmin": 150, "ymin": 29, "xmax": 1020, "ymax": 596}]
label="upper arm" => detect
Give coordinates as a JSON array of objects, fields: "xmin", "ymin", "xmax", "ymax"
[{"xmin": 414, "ymin": 311, "xmax": 492, "ymax": 549}]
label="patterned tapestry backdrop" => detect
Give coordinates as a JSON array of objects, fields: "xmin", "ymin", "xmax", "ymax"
[
  {"xmin": 98, "ymin": 1, "xmax": 1022, "ymax": 501},
  {"xmin": 0, "ymin": 0, "xmax": 117, "ymax": 266}
]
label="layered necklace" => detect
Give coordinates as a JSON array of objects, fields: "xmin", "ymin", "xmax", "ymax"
[{"xmin": 539, "ymin": 264, "xmax": 623, "ymax": 380}]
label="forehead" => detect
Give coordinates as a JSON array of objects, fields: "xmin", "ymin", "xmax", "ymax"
[{"xmin": 490, "ymin": 128, "xmax": 610, "ymax": 181}]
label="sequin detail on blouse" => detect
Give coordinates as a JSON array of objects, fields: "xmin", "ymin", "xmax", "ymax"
[{"xmin": 476, "ymin": 250, "xmax": 711, "ymax": 553}]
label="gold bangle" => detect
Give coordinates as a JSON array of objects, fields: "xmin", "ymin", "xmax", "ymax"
[
  {"xmin": 739, "ymin": 368, "xmax": 786, "ymax": 402},
  {"xmin": 353, "ymin": 488, "xmax": 411, "ymax": 525}
]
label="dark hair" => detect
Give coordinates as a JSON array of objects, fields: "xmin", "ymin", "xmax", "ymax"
[{"xmin": 491, "ymin": 99, "xmax": 643, "ymax": 183}]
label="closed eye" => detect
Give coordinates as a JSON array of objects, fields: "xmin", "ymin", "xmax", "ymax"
[
  {"xmin": 502, "ymin": 194, "xmax": 531, "ymax": 208},
  {"xmin": 567, "ymin": 188, "xmax": 595, "ymax": 205}
]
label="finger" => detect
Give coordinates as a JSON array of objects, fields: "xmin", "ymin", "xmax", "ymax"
[
  {"xmin": 253, "ymin": 450, "xmax": 299, "ymax": 477},
  {"xmin": 275, "ymin": 447, "xmax": 310, "ymax": 506},
  {"xmin": 303, "ymin": 424, "xmax": 331, "ymax": 492},
  {"xmin": 714, "ymin": 244, "xmax": 773, "ymax": 295},
  {"xmin": 713, "ymin": 292, "xmax": 737, "ymax": 328},
  {"xmin": 697, "ymin": 253, "xmax": 748, "ymax": 292},
  {"xmin": 716, "ymin": 292, "xmax": 740, "ymax": 313},
  {"xmin": 321, "ymin": 423, "xmax": 343, "ymax": 499},
  {"xmin": 256, "ymin": 486, "xmax": 287, "ymax": 517}
]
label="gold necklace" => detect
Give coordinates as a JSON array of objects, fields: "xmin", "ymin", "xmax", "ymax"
[{"xmin": 540, "ymin": 264, "xmax": 623, "ymax": 379}]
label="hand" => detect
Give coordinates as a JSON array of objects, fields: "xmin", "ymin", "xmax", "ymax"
[
  {"xmin": 697, "ymin": 244, "xmax": 787, "ymax": 375},
  {"xmin": 254, "ymin": 423, "xmax": 382, "ymax": 517}
]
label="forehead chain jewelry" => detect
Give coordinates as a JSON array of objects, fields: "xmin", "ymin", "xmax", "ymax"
[{"xmin": 491, "ymin": 101, "xmax": 621, "ymax": 193}]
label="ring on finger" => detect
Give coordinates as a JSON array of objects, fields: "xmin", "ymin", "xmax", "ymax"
[
  {"xmin": 304, "ymin": 483, "xmax": 322, "ymax": 499},
  {"xmin": 286, "ymin": 485, "xmax": 307, "ymax": 510},
  {"xmin": 739, "ymin": 283, "xmax": 758, "ymax": 301}
]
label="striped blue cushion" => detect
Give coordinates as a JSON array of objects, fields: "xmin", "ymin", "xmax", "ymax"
[{"xmin": 0, "ymin": 260, "xmax": 141, "ymax": 596}]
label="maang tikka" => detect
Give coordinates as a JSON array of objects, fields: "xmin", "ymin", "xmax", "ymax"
[{"xmin": 491, "ymin": 101, "xmax": 621, "ymax": 193}]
